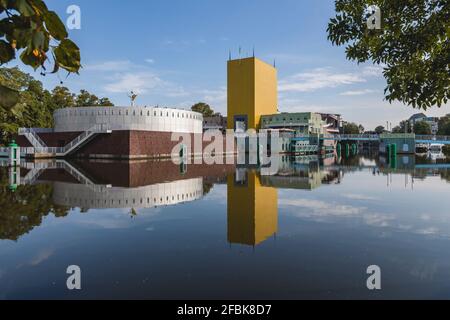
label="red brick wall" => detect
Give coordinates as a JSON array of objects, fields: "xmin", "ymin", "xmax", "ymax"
[
  {"xmin": 76, "ymin": 131, "xmax": 130, "ymax": 158},
  {"xmin": 15, "ymin": 130, "xmax": 234, "ymax": 159}
]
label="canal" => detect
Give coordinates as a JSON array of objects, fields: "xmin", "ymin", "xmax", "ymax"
[{"xmin": 0, "ymin": 153, "xmax": 450, "ymax": 299}]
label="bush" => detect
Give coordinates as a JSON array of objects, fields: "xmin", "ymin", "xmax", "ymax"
[{"xmin": 443, "ymin": 145, "xmax": 450, "ymax": 157}]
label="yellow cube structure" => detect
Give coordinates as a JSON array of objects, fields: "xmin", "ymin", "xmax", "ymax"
[{"xmin": 227, "ymin": 57, "xmax": 278, "ymax": 131}]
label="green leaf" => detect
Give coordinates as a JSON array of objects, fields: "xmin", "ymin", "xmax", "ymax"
[
  {"xmin": 28, "ymin": 0, "xmax": 48, "ymax": 16},
  {"xmin": 0, "ymin": 40, "xmax": 15, "ymax": 64},
  {"xmin": 0, "ymin": 84, "xmax": 20, "ymax": 110},
  {"xmin": 15, "ymin": 0, "xmax": 35, "ymax": 17},
  {"xmin": 43, "ymin": 11, "xmax": 68, "ymax": 41},
  {"xmin": 32, "ymin": 30, "xmax": 45, "ymax": 49},
  {"xmin": 54, "ymin": 39, "xmax": 81, "ymax": 73},
  {"xmin": 20, "ymin": 49, "xmax": 40, "ymax": 70}
]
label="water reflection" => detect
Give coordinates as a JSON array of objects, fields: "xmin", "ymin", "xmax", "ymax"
[
  {"xmin": 1, "ymin": 153, "xmax": 450, "ymax": 299},
  {"xmin": 2, "ymin": 153, "xmax": 449, "ymax": 243},
  {"xmin": 227, "ymin": 170, "xmax": 278, "ymax": 246}
]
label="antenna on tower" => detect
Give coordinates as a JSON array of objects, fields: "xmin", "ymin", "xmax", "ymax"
[
  {"xmin": 273, "ymin": 59, "xmax": 276, "ymax": 68},
  {"xmin": 252, "ymin": 46, "xmax": 255, "ymax": 57},
  {"xmin": 228, "ymin": 50, "xmax": 231, "ymax": 61},
  {"xmin": 238, "ymin": 46, "xmax": 242, "ymax": 59}
]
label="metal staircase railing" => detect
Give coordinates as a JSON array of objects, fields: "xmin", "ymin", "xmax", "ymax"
[
  {"xmin": 19, "ymin": 128, "xmax": 47, "ymax": 148},
  {"xmin": 17, "ymin": 124, "xmax": 111, "ymax": 156},
  {"xmin": 59, "ymin": 124, "xmax": 111, "ymax": 156}
]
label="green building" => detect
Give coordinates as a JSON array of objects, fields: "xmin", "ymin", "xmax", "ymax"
[{"xmin": 260, "ymin": 112, "xmax": 324, "ymax": 135}]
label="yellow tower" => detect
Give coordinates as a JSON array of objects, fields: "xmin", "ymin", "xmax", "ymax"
[
  {"xmin": 227, "ymin": 170, "xmax": 278, "ymax": 246},
  {"xmin": 227, "ymin": 57, "xmax": 278, "ymax": 131}
]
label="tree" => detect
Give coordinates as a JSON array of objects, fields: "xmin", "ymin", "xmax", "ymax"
[
  {"xmin": 0, "ymin": 67, "xmax": 54, "ymax": 143},
  {"xmin": 437, "ymin": 116, "xmax": 450, "ymax": 135},
  {"xmin": 75, "ymin": 90, "xmax": 114, "ymax": 107},
  {"xmin": 0, "ymin": 67, "xmax": 113, "ymax": 144},
  {"xmin": 0, "ymin": 0, "xmax": 81, "ymax": 109},
  {"xmin": 374, "ymin": 125, "xmax": 385, "ymax": 134},
  {"xmin": 392, "ymin": 120, "xmax": 412, "ymax": 134},
  {"xmin": 98, "ymin": 97, "xmax": 114, "ymax": 107},
  {"xmin": 191, "ymin": 102, "xmax": 214, "ymax": 117},
  {"xmin": 51, "ymin": 86, "xmax": 75, "ymax": 110},
  {"xmin": 375, "ymin": 125, "xmax": 387, "ymax": 134},
  {"xmin": 413, "ymin": 121, "xmax": 432, "ymax": 135},
  {"xmin": 327, "ymin": 0, "xmax": 449, "ymax": 110},
  {"xmin": 342, "ymin": 122, "xmax": 361, "ymax": 134}
]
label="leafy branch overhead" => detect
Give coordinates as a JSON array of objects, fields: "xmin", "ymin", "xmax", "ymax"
[
  {"xmin": 327, "ymin": 0, "xmax": 449, "ymax": 110},
  {"xmin": 0, "ymin": 0, "xmax": 81, "ymax": 108}
]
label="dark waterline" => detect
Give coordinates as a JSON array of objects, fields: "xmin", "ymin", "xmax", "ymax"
[{"xmin": 1, "ymin": 153, "xmax": 450, "ymax": 299}]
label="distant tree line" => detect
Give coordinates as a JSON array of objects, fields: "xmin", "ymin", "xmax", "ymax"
[
  {"xmin": 389, "ymin": 116, "xmax": 450, "ymax": 136},
  {"xmin": 0, "ymin": 67, "xmax": 113, "ymax": 144}
]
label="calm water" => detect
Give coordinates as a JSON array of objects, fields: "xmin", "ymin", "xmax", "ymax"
[{"xmin": 1, "ymin": 153, "xmax": 450, "ymax": 300}]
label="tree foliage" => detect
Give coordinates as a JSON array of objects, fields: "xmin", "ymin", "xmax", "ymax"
[
  {"xmin": 374, "ymin": 125, "xmax": 385, "ymax": 134},
  {"xmin": 413, "ymin": 120, "xmax": 432, "ymax": 134},
  {"xmin": 327, "ymin": 0, "xmax": 449, "ymax": 110},
  {"xmin": 191, "ymin": 102, "xmax": 214, "ymax": 117},
  {"xmin": 437, "ymin": 116, "xmax": 450, "ymax": 135},
  {"xmin": 342, "ymin": 122, "xmax": 362, "ymax": 134},
  {"xmin": 0, "ymin": 0, "xmax": 81, "ymax": 108},
  {"xmin": 392, "ymin": 120, "xmax": 412, "ymax": 133},
  {"xmin": 0, "ymin": 67, "xmax": 113, "ymax": 144}
]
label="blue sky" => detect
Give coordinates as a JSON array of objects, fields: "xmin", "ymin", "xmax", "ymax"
[{"xmin": 8, "ymin": 0, "xmax": 449, "ymax": 129}]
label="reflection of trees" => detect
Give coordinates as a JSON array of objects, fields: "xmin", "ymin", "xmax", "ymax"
[
  {"xmin": 203, "ymin": 182, "xmax": 214, "ymax": 196},
  {"xmin": 439, "ymin": 170, "xmax": 450, "ymax": 183},
  {"xmin": 0, "ymin": 169, "xmax": 69, "ymax": 241}
]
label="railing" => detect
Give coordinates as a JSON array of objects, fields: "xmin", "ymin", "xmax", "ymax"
[
  {"xmin": 416, "ymin": 135, "xmax": 450, "ymax": 142},
  {"xmin": 17, "ymin": 124, "xmax": 111, "ymax": 156},
  {"xmin": 18, "ymin": 128, "xmax": 48, "ymax": 148},
  {"xmin": 60, "ymin": 124, "xmax": 111, "ymax": 155}
]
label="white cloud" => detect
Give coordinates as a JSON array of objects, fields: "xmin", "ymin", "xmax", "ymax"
[
  {"xmin": 279, "ymin": 68, "xmax": 366, "ymax": 93},
  {"xmin": 29, "ymin": 248, "xmax": 55, "ymax": 266},
  {"xmin": 342, "ymin": 193, "xmax": 380, "ymax": 201},
  {"xmin": 416, "ymin": 227, "xmax": 439, "ymax": 235},
  {"xmin": 340, "ymin": 89, "xmax": 376, "ymax": 96},
  {"xmin": 279, "ymin": 198, "xmax": 365, "ymax": 216},
  {"xmin": 84, "ymin": 60, "xmax": 135, "ymax": 72},
  {"xmin": 104, "ymin": 72, "xmax": 164, "ymax": 94},
  {"xmin": 145, "ymin": 59, "xmax": 155, "ymax": 64}
]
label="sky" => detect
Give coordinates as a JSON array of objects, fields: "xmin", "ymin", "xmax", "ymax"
[{"xmin": 6, "ymin": 0, "xmax": 449, "ymax": 130}]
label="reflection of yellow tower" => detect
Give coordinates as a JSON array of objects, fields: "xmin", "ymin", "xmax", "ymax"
[
  {"xmin": 227, "ymin": 57, "xmax": 278, "ymax": 131},
  {"xmin": 227, "ymin": 170, "xmax": 278, "ymax": 246}
]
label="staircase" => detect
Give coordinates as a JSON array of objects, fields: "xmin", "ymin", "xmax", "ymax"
[
  {"xmin": 58, "ymin": 124, "xmax": 112, "ymax": 156},
  {"xmin": 19, "ymin": 124, "xmax": 111, "ymax": 157},
  {"xmin": 18, "ymin": 128, "xmax": 47, "ymax": 148}
]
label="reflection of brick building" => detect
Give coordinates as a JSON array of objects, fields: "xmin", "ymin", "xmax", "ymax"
[{"xmin": 35, "ymin": 160, "xmax": 236, "ymax": 209}]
